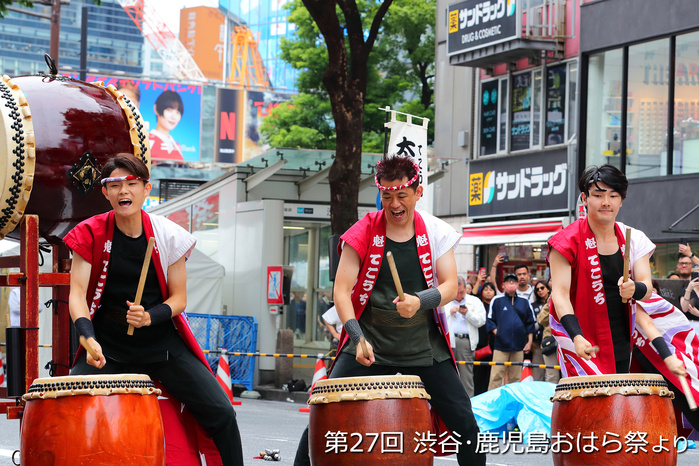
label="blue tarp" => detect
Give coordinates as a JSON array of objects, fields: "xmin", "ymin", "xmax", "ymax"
[{"xmin": 471, "ymin": 381, "xmax": 556, "ymax": 442}]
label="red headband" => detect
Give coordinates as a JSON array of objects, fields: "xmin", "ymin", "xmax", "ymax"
[{"xmin": 374, "ymin": 162, "xmax": 420, "ymax": 191}]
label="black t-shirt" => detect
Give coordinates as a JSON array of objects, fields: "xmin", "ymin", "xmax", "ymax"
[
  {"xmin": 599, "ymin": 249, "xmax": 631, "ymax": 373},
  {"xmin": 93, "ymin": 227, "xmax": 178, "ymax": 363}
]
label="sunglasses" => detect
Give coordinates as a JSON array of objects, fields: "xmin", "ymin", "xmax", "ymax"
[{"xmin": 536, "ymin": 287, "xmax": 547, "ymax": 291}]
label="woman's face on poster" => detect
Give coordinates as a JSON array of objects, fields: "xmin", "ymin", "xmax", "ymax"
[{"xmin": 159, "ymin": 106, "xmax": 182, "ymax": 132}]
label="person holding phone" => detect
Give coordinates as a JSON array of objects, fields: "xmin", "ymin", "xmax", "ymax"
[{"xmin": 445, "ymin": 276, "xmax": 486, "ymax": 396}]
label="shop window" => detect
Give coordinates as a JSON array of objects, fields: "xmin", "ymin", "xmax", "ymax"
[
  {"xmin": 585, "ymin": 48, "xmax": 623, "ymax": 171},
  {"xmin": 532, "ymin": 70, "xmax": 542, "ymax": 147},
  {"xmin": 626, "ymin": 38, "xmax": 669, "ymax": 179},
  {"xmin": 286, "ymin": 229, "xmax": 309, "ymax": 339},
  {"xmin": 545, "ymin": 64, "xmax": 566, "ymax": 146},
  {"xmin": 480, "ymin": 80, "xmax": 499, "ymax": 156},
  {"xmin": 674, "ymin": 31, "xmax": 699, "ymax": 175},
  {"xmin": 567, "ymin": 61, "xmax": 578, "ymax": 141},
  {"xmin": 499, "ymin": 78, "xmax": 509, "ymax": 152},
  {"xmin": 511, "ymin": 71, "xmax": 533, "ymax": 151}
]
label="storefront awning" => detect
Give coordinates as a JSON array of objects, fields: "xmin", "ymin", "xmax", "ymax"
[{"xmin": 460, "ymin": 218, "xmax": 568, "ymax": 246}]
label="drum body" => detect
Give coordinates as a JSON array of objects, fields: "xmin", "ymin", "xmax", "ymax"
[
  {"xmin": 308, "ymin": 375, "xmax": 433, "ymax": 465},
  {"xmin": 551, "ymin": 373, "xmax": 677, "ymax": 465},
  {"xmin": 21, "ymin": 374, "xmax": 165, "ymax": 466},
  {"xmin": 0, "ymin": 74, "xmax": 150, "ymax": 243}
]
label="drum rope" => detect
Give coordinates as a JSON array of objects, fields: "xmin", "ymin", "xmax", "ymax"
[
  {"xmin": 0, "ymin": 343, "xmax": 562, "ymax": 370},
  {"xmin": 43, "ymin": 360, "xmax": 71, "ymax": 377}
]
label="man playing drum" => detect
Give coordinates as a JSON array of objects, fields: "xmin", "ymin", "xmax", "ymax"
[
  {"xmin": 64, "ymin": 154, "xmax": 244, "ymax": 465},
  {"xmin": 548, "ymin": 164, "xmax": 699, "ymax": 425},
  {"xmin": 294, "ymin": 156, "xmax": 485, "ymax": 465}
]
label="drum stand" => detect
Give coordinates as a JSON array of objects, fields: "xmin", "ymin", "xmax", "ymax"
[{"xmin": 0, "ymin": 215, "xmax": 71, "ymax": 420}]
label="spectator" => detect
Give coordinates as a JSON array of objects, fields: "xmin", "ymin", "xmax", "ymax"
[
  {"xmin": 679, "ymin": 243, "xmax": 699, "ymax": 268},
  {"xmin": 668, "ymin": 272, "xmax": 681, "ymax": 280},
  {"xmin": 464, "ymin": 282, "xmax": 473, "ymax": 296},
  {"xmin": 472, "ymin": 268, "xmax": 486, "ymax": 296},
  {"xmin": 680, "ymin": 277, "xmax": 699, "ymax": 333},
  {"xmin": 489, "ymin": 254, "xmax": 506, "ymax": 292},
  {"xmin": 320, "ymin": 305, "xmax": 342, "ymax": 356},
  {"xmin": 445, "ymin": 276, "xmax": 486, "ymax": 396},
  {"xmin": 514, "ymin": 264, "xmax": 536, "ymax": 303},
  {"xmin": 486, "ymin": 273, "xmax": 535, "ymax": 390},
  {"xmin": 536, "ymin": 280, "xmax": 560, "ymax": 384},
  {"xmin": 528, "ymin": 279, "xmax": 551, "ymax": 381},
  {"xmin": 676, "ymin": 255, "xmax": 693, "ymax": 280},
  {"xmin": 474, "ymin": 282, "xmax": 497, "ymax": 395}
]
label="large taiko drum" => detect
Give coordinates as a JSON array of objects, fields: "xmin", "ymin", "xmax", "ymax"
[
  {"xmin": 0, "ymin": 73, "xmax": 150, "ymax": 243},
  {"xmin": 21, "ymin": 374, "xmax": 165, "ymax": 465},
  {"xmin": 308, "ymin": 375, "xmax": 433, "ymax": 465},
  {"xmin": 551, "ymin": 373, "xmax": 677, "ymax": 465}
]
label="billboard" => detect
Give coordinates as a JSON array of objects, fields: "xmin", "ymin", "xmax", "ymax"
[
  {"xmin": 179, "ymin": 7, "xmax": 226, "ymax": 81},
  {"xmin": 448, "ymin": 0, "xmax": 519, "ymax": 56},
  {"xmin": 468, "ymin": 149, "xmax": 568, "ymax": 218},
  {"xmin": 76, "ymin": 75, "xmax": 203, "ymax": 163},
  {"xmin": 215, "ymin": 88, "xmax": 290, "ymax": 163}
]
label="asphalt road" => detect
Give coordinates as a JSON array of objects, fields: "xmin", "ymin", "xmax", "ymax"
[{"xmin": 2, "ymin": 396, "xmax": 699, "ymax": 465}]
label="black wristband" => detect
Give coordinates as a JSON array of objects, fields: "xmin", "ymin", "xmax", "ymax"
[
  {"xmin": 147, "ymin": 303, "xmax": 172, "ymax": 326},
  {"xmin": 632, "ymin": 281, "xmax": 648, "ymax": 301},
  {"xmin": 651, "ymin": 336, "xmax": 673, "ymax": 360},
  {"xmin": 415, "ymin": 287, "xmax": 442, "ymax": 311},
  {"xmin": 560, "ymin": 314, "xmax": 583, "ymax": 340},
  {"xmin": 74, "ymin": 317, "xmax": 96, "ymax": 340},
  {"xmin": 344, "ymin": 318, "xmax": 364, "ymax": 346}
]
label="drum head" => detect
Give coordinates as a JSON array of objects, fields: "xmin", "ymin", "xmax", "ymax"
[
  {"xmin": 552, "ymin": 373, "xmax": 673, "ymax": 401},
  {"xmin": 23, "ymin": 373, "xmax": 160, "ymax": 400},
  {"xmin": 308, "ymin": 374, "xmax": 430, "ymax": 405}
]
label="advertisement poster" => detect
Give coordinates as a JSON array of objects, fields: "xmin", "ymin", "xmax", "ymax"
[
  {"xmin": 510, "ymin": 71, "xmax": 531, "ymax": 152},
  {"xmin": 545, "ymin": 64, "xmax": 567, "ymax": 146},
  {"xmin": 480, "ymin": 80, "xmax": 499, "ymax": 156},
  {"xmin": 447, "ymin": 0, "xmax": 518, "ymax": 56},
  {"xmin": 76, "ymin": 75, "xmax": 202, "ymax": 163}
]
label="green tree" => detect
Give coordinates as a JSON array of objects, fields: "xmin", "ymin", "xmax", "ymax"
[{"xmin": 263, "ymin": 0, "xmax": 436, "ymax": 234}]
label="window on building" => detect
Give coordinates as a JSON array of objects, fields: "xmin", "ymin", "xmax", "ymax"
[
  {"xmin": 585, "ymin": 48, "xmax": 623, "ymax": 171},
  {"xmin": 532, "ymin": 69, "xmax": 542, "ymax": 147},
  {"xmin": 627, "ymin": 38, "xmax": 669, "ymax": 179},
  {"xmin": 674, "ymin": 31, "xmax": 699, "ymax": 175},
  {"xmin": 568, "ymin": 61, "xmax": 578, "ymax": 141},
  {"xmin": 511, "ymin": 71, "xmax": 533, "ymax": 151},
  {"xmin": 545, "ymin": 64, "xmax": 566, "ymax": 146},
  {"xmin": 480, "ymin": 79, "xmax": 499, "ymax": 156},
  {"xmin": 499, "ymin": 78, "xmax": 509, "ymax": 152}
]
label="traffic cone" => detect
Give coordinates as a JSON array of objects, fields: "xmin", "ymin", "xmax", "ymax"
[
  {"xmin": 520, "ymin": 359, "xmax": 533, "ymax": 382},
  {"xmin": 0, "ymin": 352, "xmax": 5, "ymax": 387},
  {"xmin": 300, "ymin": 353, "xmax": 327, "ymax": 413},
  {"xmin": 216, "ymin": 349, "xmax": 241, "ymax": 405}
]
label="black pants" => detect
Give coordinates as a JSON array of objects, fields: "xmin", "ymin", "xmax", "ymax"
[
  {"xmin": 293, "ymin": 352, "xmax": 486, "ymax": 465},
  {"xmin": 71, "ymin": 336, "xmax": 244, "ymax": 466}
]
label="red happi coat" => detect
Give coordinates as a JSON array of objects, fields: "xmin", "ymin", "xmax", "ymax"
[
  {"xmin": 64, "ymin": 210, "xmax": 221, "ymax": 466},
  {"xmin": 547, "ymin": 218, "xmax": 654, "ymax": 376}
]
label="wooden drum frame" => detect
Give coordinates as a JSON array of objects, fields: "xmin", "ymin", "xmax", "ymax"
[
  {"xmin": 308, "ymin": 375, "xmax": 434, "ymax": 465},
  {"xmin": 21, "ymin": 374, "xmax": 165, "ymax": 465},
  {"xmin": 551, "ymin": 373, "xmax": 677, "ymax": 465}
]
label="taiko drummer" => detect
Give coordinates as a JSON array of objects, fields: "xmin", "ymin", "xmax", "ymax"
[
  {"xmin": 548, "ymin": 164, "xmax": 699, "ymax": 428},
  {"xmin": 65, "ymin": 154, "xmax": 244, "ymax": 465},
  {"xmin": 294, "ymin": 156, "xmax": 485, "ymax": 465}
]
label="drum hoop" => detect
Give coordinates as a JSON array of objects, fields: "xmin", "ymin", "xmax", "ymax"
[
  {"xmin": 0, "ymin": 76, "xmax": 36, "ymax": 239},
  {"xmin": 551, "ymin": 374, "xmax": 674, "ymax": 402},
  {"xmin": 99, "ymin": 82, "xmax": 151, "ymax": 170},
  {"xmin": 23, "ymin": 374, "xmax": 161, "ymax": 401},
  {"xmin": 308, "ymin": 375, "xmax": 431, "ymax": 405}
]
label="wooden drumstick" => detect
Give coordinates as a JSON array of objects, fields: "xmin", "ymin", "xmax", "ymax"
[
  {"xmin": 127, "ymin": 237, "xmax": 155, "ymax": 336},
  {"xmin": 621, "ymin": 227, "xmax": 632, "ymax": 303},
  {"xmin": 359, "ymin": 337, "xmax": 369, "ymax": 359},
  {"xmin": 386, "ymin": 251, "xmax": 405, "ymax": 301},
  {"xmin": 679, "ymin": 376, "xmax": 697, "ymax": 411},
  {"xmin": 79, "ymin": 336, "xmax": 100, "ymax": 362},
  {"xmin": 584, "ymin": 345, "xmax": 600, "ymax": 355}
]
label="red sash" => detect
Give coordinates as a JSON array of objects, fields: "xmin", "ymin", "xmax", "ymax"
[{"xmin": 549, "ymin": 218, "xmax": 631, "ymax": 375}]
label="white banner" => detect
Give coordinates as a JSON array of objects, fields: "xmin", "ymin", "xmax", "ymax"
[{"xmin": 384, "ymin": 110, "xmax": 430, "ymax": 212}]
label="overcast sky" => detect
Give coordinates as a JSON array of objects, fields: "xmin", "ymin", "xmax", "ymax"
[{"xmin": 146, "ymin": 0, "xmax": 218, "ymax": 33}]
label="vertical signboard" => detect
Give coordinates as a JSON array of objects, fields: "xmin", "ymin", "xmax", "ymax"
[
  {"xmin": 215, "ymin": 88, "xmax": 245, "ymax": 163},
  {"xmin": 179, "ymin": 7, "xmax": 226, "ymax": 81},
  {"xmin": 447, "ymin": 0, "xmax": 519, "ymax": 56}
]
